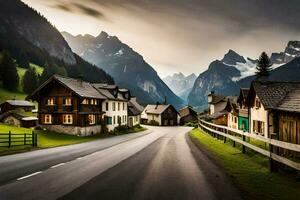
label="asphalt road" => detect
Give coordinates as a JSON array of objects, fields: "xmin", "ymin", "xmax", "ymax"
[{"xmin": 0, "ymin": 126, "xmax": 243, "ymax": 200}]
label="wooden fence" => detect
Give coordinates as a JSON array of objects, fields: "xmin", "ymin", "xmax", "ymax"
[
  {"xmin": 199, "ymin": 120, "xmax": 300, "ymax": 171},
  {"xmin": 0, "ymin": 131, "xmax": 38, "ymax": 148}
]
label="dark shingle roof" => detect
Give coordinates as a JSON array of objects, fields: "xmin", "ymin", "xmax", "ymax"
[
  {"xmin": 27, "ymin": 75, "xmax": 106, "ymax": 100},
  {"xmin": 54, "ymin": 76, "xmax": 106, "ymax": 99},
  {"xmin": 251, "ymin": 81, "xmax": 300, "ymax": 112}
]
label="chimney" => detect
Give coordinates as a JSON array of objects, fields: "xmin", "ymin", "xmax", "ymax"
[
  {"xmin": 155, "ymin": 101, "xmax": 159, "ymax": 109},
  {"xmin": 78, "ymin": 74, "xmax": 84, "ymax": 86},
  {"xmin": 163, "ymin": 96, "xmax": 167, "ymax": 105}
]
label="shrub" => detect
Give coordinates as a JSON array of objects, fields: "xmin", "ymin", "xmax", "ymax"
[{"xmin": 148, "ymin": 120, "xmax": 159, "ymax": 126}]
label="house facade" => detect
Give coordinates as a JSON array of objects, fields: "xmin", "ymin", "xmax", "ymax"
[
  {"xmin": 226, "ymin": 98, "xmax": 238, "ymax": 130},
  {"xmin": 128, "ymin": 97, "xmax": 144, "ymax": 127},
  {"xmin": 142, "ymin": 104, "xmax": 179, "ymax": 126},
  {"xmin": 93, "ymin": 84, "xmax": 130, "ymax": 132},
  {"xmin": 237, "ymin": 88, "xmax": 250, "ymax": 131},
  {"xmin": 207, "ymin": 92, "xmax": 227, "ymax": 115}
]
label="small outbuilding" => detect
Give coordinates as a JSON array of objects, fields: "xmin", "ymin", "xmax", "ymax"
[
  {"xmin": 179, "ymin": 106, "xmax": 198, "ymax": 125},
  {"xmin": 0, "ymin": 111, "xmax": 38, "ymax": 128},
  {"xmin": 0, "ymin": 100, "xmax": 35, "ymax": 113}
]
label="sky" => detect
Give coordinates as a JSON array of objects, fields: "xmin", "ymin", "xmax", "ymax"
[{"xmin": 22, "ymin": 0, "xmax": 300, "ymax": 78}]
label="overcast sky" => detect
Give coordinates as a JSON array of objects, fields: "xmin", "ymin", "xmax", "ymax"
[{"xmin": 22, "ymin": 0, "xmax": 300, "ymax": 77}]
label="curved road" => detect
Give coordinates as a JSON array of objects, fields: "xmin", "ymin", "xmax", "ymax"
[{"xmin": 0, "ymin": 126, "xmax": 242, "ymax": 200}]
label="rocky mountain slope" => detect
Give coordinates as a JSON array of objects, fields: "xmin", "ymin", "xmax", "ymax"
[
  {"xmin": 163, "ymin": 72, "xmax": 197, "ymax": 101},
  {"xmin": 188, "ymin": 42, "xmax": 300, "ymax": 110},
  {"xmin": 0, "ymin": 0, "xmax": 114, "ymax": 85},
  {"xmin": 62, "ymin": 31, "xmax": 183, "ymax": 108}
]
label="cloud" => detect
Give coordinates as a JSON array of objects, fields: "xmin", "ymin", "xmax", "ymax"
[{"xmin": 72, "ymin": 3, "xmax": 105, "ymax": 19}]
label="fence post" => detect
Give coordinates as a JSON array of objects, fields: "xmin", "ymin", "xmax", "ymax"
[
  {"xmin": 269, "ymin": 133, "xmax": 278, "ymax": 172},
  {"xmin": 35, "ymin": 133, "xmax": 38, "ymax": 147},
  {"xmin": 242, "ymin": 135, "xmax": 246, "ymax": 154},
  {"xmin": 24, "ymin": 133, "xmax": 26, "ymax": 145},
  {"xmin": 8, "ymin": 131, "xmax": 11, "ymax": 148},
  {"xmin": 32, "ymin": 131, "xmax": 35, "ymax": 147},
  {"xmin": 224, "ymin": 129, "xmax": 227, "ymax": 143}
]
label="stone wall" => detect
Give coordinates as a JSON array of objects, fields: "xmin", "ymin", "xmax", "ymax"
[
  {"xmin": 3, "ymin": 116, "xmax": 21, "ymax": 127},
  {"xmin": 39, "ymin": 125, "xmax": 102, "ymax": 136}
]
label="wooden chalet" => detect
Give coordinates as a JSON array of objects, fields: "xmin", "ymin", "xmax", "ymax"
[
  {"xmin": 27, "ymin": 75, "xmax": 107, "ymax": 136},
  {"xmin": 246, "ymin": 81, "xmax": 300, "ymax": 145}
]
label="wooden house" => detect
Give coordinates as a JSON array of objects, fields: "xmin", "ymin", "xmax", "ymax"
[
  {"xmin": 0, "ymin": 100, "xmax": 35, "ymax": 113},
  {"xmin": 246, "ymin": 81, "xmax": 300, "ymax": 143},
  {"xmin": 237, "ymin": 88, "xmax": 250, "ymax": 131},
  {"xmin": 142, "ymin": 104, "xmax": 179, "ymax": 126},
  {"xmin": 179, "ymin": 106, "xmax": 198, "ymax": 125},
  {"xmin": 27, "ymin": 75, "xmax": 107, "ymax": 136}
]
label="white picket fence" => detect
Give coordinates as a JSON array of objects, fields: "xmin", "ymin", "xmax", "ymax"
[{"xmin": 199, "ymin": 120, "xmax": 300, "ymax": 171}]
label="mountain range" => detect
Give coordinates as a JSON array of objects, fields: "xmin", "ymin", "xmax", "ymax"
[
  {"xmin": 188, "ymin": 41, "xmax": 300, "ymax": 110},
  {"xmin": 163, "ymin": 73, "xmax": 197, "ymax": 102},
  {"xmin": 0, "ymin": 0, "xmax": 113, "ymax": 84},
  {"xmin": 62, "ymin": 32, "xmax": 183, "ymax": 108}
]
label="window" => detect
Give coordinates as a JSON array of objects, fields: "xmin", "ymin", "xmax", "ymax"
[
  {"xmin": 82, "ymin": 99, "xmax": 89, "ymax": 105},
  {"xmin": 118, "ymin": 102, "xmax": 120, "ymax": 111},
  {"xmin": 44, "ymin": 114, "xmax": 52, "ymax": 124},
  {"xmin": 234, "ymin": 117, "xmax": 237, "ymax": 123},
  {"xmin": 47, "ymin": 98, "xmax": 55, "ymax": 105},
  {"xmin": 255, "ymin": 98, "xmax": 261, "ymax": 108},
  {"xmin": 63, "ymin": 114, "xmax": 73, "ymax": 124},
  {"xmin": 253, "ymin": 120, "xmax": 265, "ymax": 135},
  {"xmin": 88, "ymin": 114, "xmax": 96, "ymax": 125},
  {"xmin": 113, "ymin": 102, "xmax": 116, "ymax": 111},
  {"xmin": 106, "ymin": 102, "xmax": 109, "ymax": 111},
  {"xmin": 113, "ymin": 116, "xmax": 115, "ymax": 124},
  {"xmin": 63, "ymin": 97, "xmax": 72, "ymax": 106},
  {"xmin": 106, "ymin": 117, "xmax": 112, "ymax": 125},
  {"xmin": 124, "ymin": 103, "xmax": 126, "ymax": 110},
  {"xmin": 90, "ymin": 99, "xmax": 98, "ymax": 105}
]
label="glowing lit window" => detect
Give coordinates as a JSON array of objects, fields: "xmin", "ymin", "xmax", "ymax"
[
  {"xmin": 89, "ymin": 114, "xmax": 96, "ymax": 125},
  {"xmin": 63, "ymin": 114, "xmax": 73, "ymax": 124},
  {"xmin": 47, "ymin": 98, "xmax": 55, "ymax": 105},
  {"xmin": 63, "ymin": 98, "xmax": 72, "ymax": 105},
  {"xmin": 44, "ymin": 114, "xmax": 52, "ymax": 124}
]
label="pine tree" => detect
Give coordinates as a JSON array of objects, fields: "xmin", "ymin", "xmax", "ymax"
[
  {"xmin": 23, "ymin": 67, "xmax": 38, "ymax": 94},
  {"xmin": 256, "ymin": 52, "xmax": 272, "ymax": 79},
  {"xmin": 39, "ymin": 58, "xmax": 67, "ymax": 85},
  {"xmin": 0, "ymin": 52, "xmax": 19, "ymax": 91}
]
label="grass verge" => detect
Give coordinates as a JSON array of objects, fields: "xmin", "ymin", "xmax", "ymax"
[
  {"xmin": 0, "ymin": 124, "xmax": 145, "ymax": 156},
  {"xmin": 189, "ymin": 128, "xmax": 300, "ymax": 200}
]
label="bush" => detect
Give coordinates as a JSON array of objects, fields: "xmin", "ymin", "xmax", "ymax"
[
  {"xmin": 184, "ymin": 121, "xmax": 198, "ymax": 128},
  {"xmin": 114, "ymin": 125, "xmax": 130, "ymax": 134},
  {"xmin": 148, "ymin": 120, "xmax": 159, "ymax": 126}
]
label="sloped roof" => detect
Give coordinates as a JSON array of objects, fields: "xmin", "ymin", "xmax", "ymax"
[
  {"xmin": 128, "ymin": 101, "xmax": 142, "ymax": 116},
  {"xmin": 54, "ymin": 75, "xmax": 106, "ymax": 99},
  {"xmin": 210, "ymin": 94, "xmax": 227, "ymax": 104},
  {"xmin": 179, "ymin": 106, "xmax": 197, "ymax": 117},
  {"xmin": 129, "ymin": 97, "xmax": 144, "ymax": 113},
  {"xmin": 3, "ymin": 100, "xmax": 34, "ymax": 107},
  {"xmin": 27, "ymin": 75, "xmax": 106, "ymax": 100},
  {"xmin": 248, "ymin": 81, "xmax": 300, "ymax": 112},
  {"xmin": 93, "ymin": 84, "xmax": 129, "ymax": 101},
  {"xmin": 144, "ymin": 104, "xmax": 177, "ymax": 115}
]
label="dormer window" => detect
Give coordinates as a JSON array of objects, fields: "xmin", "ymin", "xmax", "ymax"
[
  {"xmin": 47, "ymin": 98, "xmax": 55, "ymax": 106},
  {"xmin": 82, "ymin": 99, "xmax": 89, "ymax": 105},
  {"xmin": 63, "ymin": 97, "xmax": 72, "ymax": 106}
]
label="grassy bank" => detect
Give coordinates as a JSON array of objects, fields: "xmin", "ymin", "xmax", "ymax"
[
  {"xmin": 189, "ymin": 128, "xmax": 300, "ymax": 200},
  {"xmin": 0, "ymin": 124, "xmax": 146, "ymax": 156}
]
